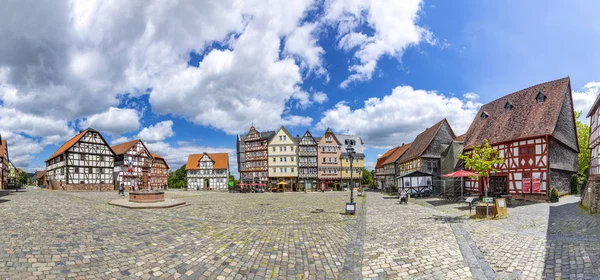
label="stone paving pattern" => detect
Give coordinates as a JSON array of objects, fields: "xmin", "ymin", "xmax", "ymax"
[{"xmin": 0, "ymin": 188, "xmax": 599, "ymax": 279}]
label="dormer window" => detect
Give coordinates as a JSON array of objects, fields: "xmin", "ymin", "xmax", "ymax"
[
  {"xmin": 504, "ymin": 102, "xmax": 513, "ymax": 112},
  {"xmin": 480, "ymin": 112, "xmax": 488, "ymax": 119},
  {"xmin": 536, "ymin": 92, "xmax": 546, "ymax": 104}
]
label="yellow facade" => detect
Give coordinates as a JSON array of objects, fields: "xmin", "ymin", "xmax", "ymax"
[
  {"xmin": 341, "ymin": 156, "xmax": 363, "ymax": 179},
  {"xmin": 267, "ymin": 127, "xmax": 298, "ymax": 178}
]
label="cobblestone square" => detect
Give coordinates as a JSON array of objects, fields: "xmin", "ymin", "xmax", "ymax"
[{"xmin": 1, "ymin": 188, "xmax": 599, "ymax": 279}]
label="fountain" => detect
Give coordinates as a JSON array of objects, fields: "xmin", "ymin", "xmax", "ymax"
[{"xmin": 129, "ymin": 190, "xmax": 165, "ymax": 203}]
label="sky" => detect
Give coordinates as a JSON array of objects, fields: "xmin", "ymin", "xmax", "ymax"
[{"xmin": 1, "ymin": 0, "xmax": 600, "ymax": 177}]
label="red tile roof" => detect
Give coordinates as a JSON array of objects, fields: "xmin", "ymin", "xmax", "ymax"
[
  {"xmin": 111, "ymin": 140, "xmax": 140, "ymax": 155},
  {"xmin": 399, "ymin": 119, "xmax": 452, "ymax": 164},
  {"xmin": 186, "ymin": 153, "xmax": 229, "ymax": 170},
  {"xmin": 47, "ymin": 130, "xmax": 88, "ymax": 161},
  {"xmin": 455, "ymin": 134, "xmax": 466, "ymax": 142},
  {"xmin": 382, "ymin": 143, "xmax": 412, "ymax": 166},
  {"xmin": 375, "ymin": 146, "xmax": 398, "ymax": 169},
  {"xmin": 0, "ymin": 140, "xmax": 7, "ymax": 159},
  {"xmin": 35, "ymin": 170, "xmax": 46, "ymax": 179},
  {"xmin": 464, "ymin": 77, "xmax": 571, "ymax": 149},
  {"xmin": 152, "ymin": 153, "xmax": 170, "ymax": 169}
]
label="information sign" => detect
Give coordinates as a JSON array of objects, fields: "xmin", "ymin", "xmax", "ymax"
[
  {"xmin": 532, "ymin": 176, "xmax": 541, "ymax": 193},
  {"xmin": 483, "ymin": 197, "xmax": 494, "ymax": 203},
  {"xmin": 523, "ymin": 179, "xmax": 531, "ymax": 193}
]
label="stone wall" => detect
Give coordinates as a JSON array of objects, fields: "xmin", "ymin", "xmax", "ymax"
[
  {"xmin": 549, "ymin": 169, "xmax": 574, "ymax": 195},
  {"xmin": 64, "ymin": 184, "xmax": 114, "ymax": 191},
  {"xmin": 583, "ymin": 178, "xmax": 600, "ymax": 214}
]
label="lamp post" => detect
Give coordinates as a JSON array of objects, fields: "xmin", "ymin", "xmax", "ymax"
[{"xmin": 345, "ymin": 145, "xmax": 356, "ymax": 214}]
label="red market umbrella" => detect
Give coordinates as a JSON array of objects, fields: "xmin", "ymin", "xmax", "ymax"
[{"xmin": 443, "ymin": 170, "xmax": 478, "ymax": 200}]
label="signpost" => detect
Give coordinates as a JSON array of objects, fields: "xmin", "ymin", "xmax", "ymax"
[
  {"xmin": 495, "ymin": 198, "xmax": 508, "ymax": 218},
  {"xmin": 483, "ymin": 197, "xmax": 493, "ymax": 218}
]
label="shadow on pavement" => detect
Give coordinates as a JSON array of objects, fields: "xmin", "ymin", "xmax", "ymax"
[
  {"xmin": 542, "ymin": 200, "xmax": 600, "ymax": 278},
  {"xmin": 420, "ymin": 215, "xmax": 466, "ymax": 224}
]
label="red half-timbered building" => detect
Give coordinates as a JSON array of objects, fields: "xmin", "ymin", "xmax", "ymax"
[
  {"xmin": 241, "ymin": 126, "xmax": 274, "ymax": 186},
  {"xmin": 151, "ymin": 153, "xmax": 169, "ymax": 190},
  {"xmin": 463, "ymin": 77, "xmax": 578, "ymax": 200}
]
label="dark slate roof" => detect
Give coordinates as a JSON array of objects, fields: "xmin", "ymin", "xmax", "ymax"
[
  {"xmin": 464, "ymin": 77, "xmax": 570, "ymax": 148},
  {"xmin": 399, "ymin": 119, "xmax": 450, "ymax": 164},
  {"xmin": 337, "ymin": 134, "xmax": 365, "ymax": 156},
  {"xmin": 260, "ymin": 131, "xmax": 275, "ymax": 141}
]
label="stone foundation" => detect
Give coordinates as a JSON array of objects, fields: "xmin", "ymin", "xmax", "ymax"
[
  {"xmin": 583, "ymin": 178, "xmax": 600, "ymax": 214},
  {"xmin": 62, "ymin": 184, "xmax": 114, "ymax": 191}
]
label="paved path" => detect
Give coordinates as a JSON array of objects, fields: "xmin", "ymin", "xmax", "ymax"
[{"xmin": 1, "ymin": 188, "xmax": 600, "ymax": 279}]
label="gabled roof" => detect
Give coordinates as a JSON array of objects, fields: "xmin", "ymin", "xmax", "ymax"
[
  {"xmin": 455, "ymin": 134, "xmax": 466, "ymax": 142},
  {"xmin": 268, "ymin": 126, "xmax": 297, "ymax": 145},
  {"xmin": 382, "ymin": 143, "xmax": 412, "ymax": 166},
  {"xmin": 319, "ymin": 128, "xmax": 341, "ymax": 145},
  {"xmin": 46, "ymin": 128, "xmax": 114, "ymax": 161},
  {"xmin": 464, "ymin": 77, "xmax": 571, "ymax": 148},
  {"xmin": 375, "ymin": 146, "xmax": 398, "ymax": 169},
  {"xmin": 35, "ymin": 170, "xmax": 46, "ymax": 179},
  {"xmin": 152, "ymin": 153, "xmax": 170, "ymax": 169},
  {"xmin": 111, "ymin": 139, "xmax": 140, "ymax": 155},
  {"xmin": 399, "ymin": 119, "xmax": 452, "ymax": 164},
  {"xmin": 186, "ymin": 153, "xmax": 229, "ymax": 170}
]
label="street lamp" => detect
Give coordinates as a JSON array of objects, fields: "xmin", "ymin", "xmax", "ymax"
[{"xmin": 345, "ymin": 144, "xmax": 356, "ymax": 214}]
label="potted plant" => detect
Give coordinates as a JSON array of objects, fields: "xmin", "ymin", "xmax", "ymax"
[{"xmin": 550, "ymin": 188, "xmax": 559, "ymax": 203}]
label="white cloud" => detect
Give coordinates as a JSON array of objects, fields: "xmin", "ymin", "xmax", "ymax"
[
  {"xmin": 323, "ymin": 0, "xmax": 433, "ymax": 87},
  {"xmin": 0, "ymin": 131, "xmax": 45, "ymax": 168},
  {"xmin": 284, "ymin": 22, "xmax": 326, "ymax": 75},
  {"xmin": 313, "ymin": 91, "xmax": 328, "ymax": 104},
  {"xmin": 137, "ymin": 120, "xmax": 175, "ymax": 143},
  {"xmin": 572, "ymin": 81, "xmax": 600, "ymax": 122},
  {"xmin": 463, "ymin": 92, "xmax": 479, "ymax": 100},
  {"xmin": 80, "ymin": 107, "xmax": 141, "ymax": 134},
  {"xmin": 317, "ymin": 85, "xmax": 481, "ymax": 148},
  {"xmin": 111, "ymin": 136, "xmax": 132, "ymax": 146}
]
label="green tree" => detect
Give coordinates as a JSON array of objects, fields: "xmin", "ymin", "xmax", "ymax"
[
  {"xmin": 17, "ymin": 172, "xmax": 29, "ymax": 187},
  {"xmin": 168, "ymin": 164, "xmax": 188, "ymax": 189},
  {"xmin": 458, "ymin": 139, "xmax": 504, "ymax": 197},
  {"xmin": 575, "ymin": 111, "xmax": 590, "ymax": 178},
  {"xmin": 361, "ymin": 168, "xmax": 373, "ymax": 186}
]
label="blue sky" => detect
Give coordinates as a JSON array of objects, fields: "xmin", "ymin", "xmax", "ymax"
[{"xmin": 1, "ymin": 0, "xmax": 600, "ymax": 177}]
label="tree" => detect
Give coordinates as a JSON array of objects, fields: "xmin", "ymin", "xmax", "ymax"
[
  {"xmin": 17, "ymin": 172, "xmax": 29, "ymax": 187},
  {"xmin": 168, "ymin": 164, "xmax": 188, "ymax": 189},
  {"xmin": 458, "ymin": 139, "xmax": 504, "ymax": 197},
  {"xmin": 361, "ymin": 168, "xmax": 373, "ymax": 186},
  {"xmin": 575, "ymin": 111, "xmax": 590, "ymax": 178}
]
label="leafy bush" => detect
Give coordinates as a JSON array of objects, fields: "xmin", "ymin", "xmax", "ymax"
[
  {"xmin": 550, "ymin": 188, "xmax": 560, "ymax": 199},
  {"xmin": 570, "ymin": 174, "xmax": 580, "ymax": 194},
  {"xmin": 391, "ymin": 184, "xmax": 398, "ymax": 193}
]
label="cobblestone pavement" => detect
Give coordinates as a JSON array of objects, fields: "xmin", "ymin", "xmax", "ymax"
[
  {"xmin": 0, "ymin": 188, "xmax": 360, "ymax": 279},
  {"xmin": 1, "ymin": 188, "xmax": 599, "ymax": 279},
  {"xmin": 361, "ymin": 193, "xmax": 472, "ymax": 279}
]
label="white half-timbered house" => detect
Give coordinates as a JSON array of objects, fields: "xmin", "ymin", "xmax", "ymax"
[
  {"xmin": 45, "ymin": 128, "xmax": 115, "ymax": 191},
  {"xmin": 186, "ymin": 153, "xmax": 229, "ymax": 190},
  {"xmin": 111, "ymin": 139, "xmax": 153, "ymax": 191}
]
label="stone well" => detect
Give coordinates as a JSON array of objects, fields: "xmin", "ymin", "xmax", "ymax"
[{"xmin": 129, "ymin": 191, "xmax": 165, "ymax": 203}]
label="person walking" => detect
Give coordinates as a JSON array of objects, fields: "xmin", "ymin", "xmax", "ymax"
[{"xmin": 119, "ymin": 183, "xmax": 125, "ymax": 196}]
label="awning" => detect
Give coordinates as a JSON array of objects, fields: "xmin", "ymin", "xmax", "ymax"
[{"xmin": 443, "ymin": 170, "xmax": 478, "ymax": 178}]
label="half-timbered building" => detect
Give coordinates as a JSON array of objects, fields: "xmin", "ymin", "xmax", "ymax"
[
  {"xmin": 236, "ymin": 135, "xmax": 246, "ymax": 181},
  {"xmin": 35, "ymin": 170, "xmax": 47, "ymax": 188},
  {"xmin": 317, "ymin": 128, "xmax": 342, "ymax": 190},
  {"xmin": 375, "ymin": 146, "xmax": 399, "ymax": 189},
  {"xmin": 8, "ymin": 161, "xmax": 18, "ymax": 189},
  {"xmin": 45, "ymin": 128, "xmax": 115, "ymax": 191},
  {"xmin": 241, "ymin": 126, "xmax": 274, "ymax": 186},
  {"xmin": 463, "ymin": 77, "xmax": 578, "ymax": 200},
  {"xmin": 267, "ymin": 126, "xmax": 299, "ymax": 191},
  {"xmin": 396, "ymin": 119, "xmax": 456, "ymax": 194},
  {"xmin": 0, "ymin": 135, "xmax": 9, "ymax": 190},
  {"xmin": 338, "ymin": 135, "xmax": 365, "ymax": 190},
  {"xmin": 150, "ymin": 153, "xmax": 169, "ymax": 190},
  {"xmin": 186, "ymin": 153, "xmax": 229, "ymax": 190},
  {"xmin": 380, "ymin": 143, "xmax": 411, "ymax": 190},
  {"xmin": 583, "ymin": 84, "xmax": 600, "ymax": 212},
  {"xmin": 111, "ymin": 140, "xmax": 153, "ymax": 191},
  {"xmin": 298, "ymin": 130, "xmax": 319, "ymax": 191}
]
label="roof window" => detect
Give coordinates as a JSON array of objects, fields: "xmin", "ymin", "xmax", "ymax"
[
  {"xmin": 504, "ymin": 102, "xmax": 513, "ymax": 112},
  {"xmin": 480, "ymin": 112, "xmax": 488, "ymax": 119},
  {"xmin": 536, "ymin": 92, "xmax": 546, "ymax": 104}
]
